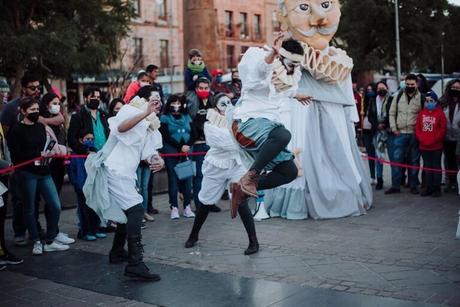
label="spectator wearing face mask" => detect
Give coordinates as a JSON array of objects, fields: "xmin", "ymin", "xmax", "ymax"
[
  {"xmin": 7, "ymin": 97, "xmax": 70, "ymax": 255},
  {"xmin": 68, "ymin": 130, "xmax": 104, "ymax": 241},
  {"xmin": 68, "ymin": 86, "xmax": 109, "ymax": 155},
  {"xmin": 441, "ymin": 79, "xmax": 460, "ymax": 193},
  {"xmin": 109, "ymin": 98, "xmax": 125, "ymax": 118},
  {"xmin": 159, "ymin": 95, "xmax": 195, "ymax": 220},
  {"xmin": 226, "ymin": 69, "xmax": 242, "ymax": 104},
  {"xmin": 123, "ymin": 71, "xmax": 152, "ymax": 103},
  {"xmin": 211, "ymin": 69, "xmax": 233, "ymax": 98},
  {"xmin": 415, "ymin": 92, "xmax": 447, "ymax": 197},
  {"xmin": 386, "ymin": 74, "xmax": 425, "ymax": 195},
  {"xmin": 184, "ymin": 49, "xmax": 211, "ymax": 91}
]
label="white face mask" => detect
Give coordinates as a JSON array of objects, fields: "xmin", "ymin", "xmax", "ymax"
[
  {"xmin": 50, "ymin": 104, "xmax": 60, "ymax": 115},
  {"xmin": 140, "ymin": 81, "xmax": 150, "ymax": 87}
]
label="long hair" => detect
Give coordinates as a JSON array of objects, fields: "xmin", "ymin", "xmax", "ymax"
[
  {"xmin": 163, "ymin": 94, "xmax": 187, "ymax": 115},
  {"xmin": 39, "ymin": 92, "xmax": 59, "ymax": 118},
  {"xmin": 440, "ymin": 78, "xmax": 460, "ymax": 108}
]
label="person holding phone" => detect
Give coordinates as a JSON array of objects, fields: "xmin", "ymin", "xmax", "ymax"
[{"xmin": 6, "ymin": 97, "xmax": 69, "ymax": 255}]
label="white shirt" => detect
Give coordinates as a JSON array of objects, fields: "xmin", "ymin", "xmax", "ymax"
[
  {"xmin": 232, "ymin": 47, "xmax": 298, "ymax": 123},
  {"xmin": 105, "ymin": 105, "xmax": 163, "ymax": 179}
]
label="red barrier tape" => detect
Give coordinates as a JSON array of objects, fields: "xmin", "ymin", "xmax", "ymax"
[
  {"xmin": 0, "ymin": 152, "xmax": 209, "ymax": 175},
  {"xmin": 0, "ymin": 151, "xmax": 457, "ymax": 176}
]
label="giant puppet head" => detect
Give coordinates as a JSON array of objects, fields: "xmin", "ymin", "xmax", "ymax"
[
  {"xmin": 276, "ymin": 0, "xmax": 341, "ymax": 50},
  {"xmin": 276, "ymin": 0, "xmax": 353, "ymax": 83}
]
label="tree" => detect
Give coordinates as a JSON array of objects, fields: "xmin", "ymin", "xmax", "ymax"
[
  {"xmin": 336, "ymin": 0, "xmax": 456, "ymax": 76},
  {"xmin": 0, "ymin": 0, "xmax": 135, "ymax": 98}
]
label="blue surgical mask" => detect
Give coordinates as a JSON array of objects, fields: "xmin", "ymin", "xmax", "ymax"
[
  {"xmin": 425, "ymin": 102, "xmax": 437, "ymax": 111},
  {"xmin": 83, "ymin": 139, "xmax": 95, "ymax": 148},
  {"xmin": 216, "ymin": 76, "xmax": 222, "ymax": 83}
]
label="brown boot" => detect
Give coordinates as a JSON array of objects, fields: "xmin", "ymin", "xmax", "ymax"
[
  {"xmin": 239, "ymin": 169, "xmax": 260, "ymax": 198},
  {"xmin": 229, "ymin": 182, "xmax": 249, "ymax": 219}
]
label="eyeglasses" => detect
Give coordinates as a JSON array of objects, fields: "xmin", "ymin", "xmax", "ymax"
[{"xmin": 26, "ymin": 85, "xmax": 40, "ymax": 91}]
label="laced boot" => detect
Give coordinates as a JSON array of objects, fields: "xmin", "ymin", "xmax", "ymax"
[{"xmin": 124, "ymin": 235, "xmax": 161, "ymax": 282}]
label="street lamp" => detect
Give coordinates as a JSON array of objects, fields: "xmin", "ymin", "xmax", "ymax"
[
  {"xmin": 441, "ymin": 31, "xmax": 446, "ymax": 95},
  {"xmin": 395, "ymin": 0, "xmax": 402, "ymax": 83}
]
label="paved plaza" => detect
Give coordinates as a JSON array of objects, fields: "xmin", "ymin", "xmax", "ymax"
[{"xmin": 1, "ymin": 178, "xmax": 459, "ymax": 306}]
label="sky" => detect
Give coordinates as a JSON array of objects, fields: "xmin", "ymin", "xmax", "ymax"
[{"xmin": 448, "ymin": 0, "xmax": 460, "ymax": 5}]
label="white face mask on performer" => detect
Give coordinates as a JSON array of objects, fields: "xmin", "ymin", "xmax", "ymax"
[{"xmin": 216, "ymin": 96, "xmax": 231, "ymax": 114}]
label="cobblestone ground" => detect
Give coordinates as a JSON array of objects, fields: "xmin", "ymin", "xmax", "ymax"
[{"xmin": 3, "ymin": 182, "xmax": 458, "ymax": 306}]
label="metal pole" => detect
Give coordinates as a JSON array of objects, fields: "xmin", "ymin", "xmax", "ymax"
[
  {"xmin": 441, "ymin": 32, "xmax": 445, "ymax": 95},
  {"xmin": 395, "ymin": 0, "xmax": 402, "ymax": 83}
]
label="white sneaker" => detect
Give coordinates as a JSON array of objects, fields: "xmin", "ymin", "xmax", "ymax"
[
  {"xmin": 32, "ymin": 241, "xmax": 43, "ymax": 255},
  {"xmin": 170, "ymin": 207, "xmax": 180, "ymax": 220},
  {"xmin": 56, "ymin": 232, "xmax": 75, "ymax": 245},
  {"xmin": 43, "ymin": 241, "xmax": 70, "ymax": 252},
  {"xmin": 183, "ymin": 205, "xmax": 195, "ymax": 218}
]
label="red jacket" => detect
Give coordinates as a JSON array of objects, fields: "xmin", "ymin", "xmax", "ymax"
[
  {"xmin": 415, "ymin": 107, "xmax": 447, "ymax": 151},
  {"xmin": 123, "ymin": 81, "xmax": 141, "ymax": 103}
]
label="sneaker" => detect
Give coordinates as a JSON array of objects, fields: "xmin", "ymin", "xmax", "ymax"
[
  {"xmin": 82, "ymin": 235, "xmax": 97, "ymax": 241},
  {"xmin": 384, "ymin": 188, "xmax": 401, "ymax": 195},
  {"xmin": 0, "ymin": 252, "xmax": 24, "ymax": 265},
  {"xmin": 144, "ymin": 213, "xmax": 155, "ymax": 222},
  {"xmin": 56, "ymin": 232, "xmax": 75, "ymax": 245},
  {"xmin": 95, "ymin": 232, "xmax": 107, "ymax": 239},
  {"xmin": 370, "ymin": 178, "xmax": 377, "ymax": 185},
  {"xmin": 410, "ymin": 187, "xmax": 419, "ymax": 195},
  {"xmin": 0, "ymin": 264, "xmax": 5, "ymax": 271},
  {"xmin": 141, "ymin": 222, "xmax": 147, "ymax": 230},
  {"xmin": 149, "ymin": 208, "xmax": 159, "ymax": 215},
  {"xmin": 170, "ymin": 207, "xmax": 180, "ymax": 220},
  {"xmin": 32, "ymin": 241, "xmax": 43, "ymax": 255},
  {"xmin": 183, "ymin": 205, "xmax": 195, "ymax": 218},
  {"xmin": 43, "ymin": 241, "xmax": 70, "ymax": 252},
  {"xmin": 431, "ymin": 190, "xmax": 441, "ymax": 197},
  {"xmin": 14, "ymin": 236, "xmax": 27, "ymax": 246}
]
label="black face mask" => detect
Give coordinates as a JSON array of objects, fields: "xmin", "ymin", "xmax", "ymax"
[
  {"xmin": 405, "ymin": 87, "xmax": 416, "ymax": 94},
  {"xmin": 87, "ymin": 98, "xmax": 100, "ymax": 110},
  {"xmin": 232, "ymin": 78, "xmax": 241, "ymax": 83},
  {"xmin": 377, "ymin": 89, "xmax": 388, "ymax": 97},
  {"xmin": 26, "ymin": 112, "xmax": 40, "ymax": 123},
  {"xmin": 451, "ymin": 89, "xmax": 460, "ymax": 98}
]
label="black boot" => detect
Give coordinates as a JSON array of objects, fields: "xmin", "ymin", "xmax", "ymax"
[
  {"xmin": 376, "ymin": 178, "xmax": 383, "ymax": 190},
  {"xmin": 124, "ymin": 235, "xmax": 161, "ymax": 281},
  {"xmin": 109, "ymin": 225, "xmax": 128, "ymax": 264},
  {"xmin": 244, "ymin": 235, "xmax": 259, "ymax": 255},
  {"xmin": 185, "ymin": 205, "xmax": 209, "ymax": 248}
]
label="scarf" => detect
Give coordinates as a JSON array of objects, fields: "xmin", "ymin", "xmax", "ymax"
[{"xmin": 187, "ymin": 60, "xmax": 205, "ymax": 74}]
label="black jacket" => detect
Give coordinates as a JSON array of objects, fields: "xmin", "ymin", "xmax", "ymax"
[
  {"xmin": 68, "ymin": 107, "xmax": 110, "ymax": 154},
  {"xmin": 367, "ymin": 95, "xmax": 393, "ymax": 133}
]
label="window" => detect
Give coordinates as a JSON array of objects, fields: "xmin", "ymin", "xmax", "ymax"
[
  {"xmin": 225, "ymin": 10, "xmax": 233, "ymax": 37},
  {"xmin": 157, "ymin": 0, "xmax": 167, "ymax": 20},
  {"xmin": 239, "ymin": 12, "xmax": 248, "ymax": 39},
  {"xmin": 254, "ymin": 14, "xmax": 262, "ymax": 40},
  {"xmin": 160, "ymin": 39, "xmax": 169, "ymax": 68},
  {"xmin": 272, "ymin": 11, "xmax": 281, "ymax": 32},
  {"xmin": 132, "ymin": 0, "xmax": 140, "ymax": 17},
  {"xmin": 226, "ymin": 45, "xmax": 235, "ymax": 69},
  {"xmin": 133, "ymin": 37, "xmax": 143, "ymax": 65}
]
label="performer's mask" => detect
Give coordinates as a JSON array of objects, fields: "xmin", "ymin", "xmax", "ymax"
[{"xmin": 216, "ymin": 96, "xmax": 231, "ymax": 114}]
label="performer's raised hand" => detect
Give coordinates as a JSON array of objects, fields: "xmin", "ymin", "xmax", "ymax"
[
  {"xmin": 264, "ymin": 32, "xmax": 288, "ymax": 64},
  {"xmin": 294, "ymin": 94, "xmax": 314, "ymax": 106}
]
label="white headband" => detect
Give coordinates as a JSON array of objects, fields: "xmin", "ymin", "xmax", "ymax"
[{"xmin": 279, "ymin": 48, "xmax": 304, "ymax": 63}]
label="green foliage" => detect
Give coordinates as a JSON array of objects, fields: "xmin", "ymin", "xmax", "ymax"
[
  {"xmin": 337, "ymin": 0, "xmax": 459, "ymax": 74},
  {"xmin": 0, "ymin": 0, "xmax": 135, "ymax": 79}
]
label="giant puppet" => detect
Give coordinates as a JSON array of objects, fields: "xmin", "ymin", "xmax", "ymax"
[{"xmin": 265, "ymin": 0, "xmax": 373, "ymax": 219}]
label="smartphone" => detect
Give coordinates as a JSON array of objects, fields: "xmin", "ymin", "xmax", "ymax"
[{"xmin": 45, "ymin": 140, "xmax": 56, "ymax": 152}]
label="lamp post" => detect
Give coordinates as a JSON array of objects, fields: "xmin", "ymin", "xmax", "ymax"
[
  {"xmin": 395, "ymin": 0, "xmax": 402, "ymax": 83},
  {"xmin": 441, "ymin": 31, "xmax": 446, "ymax": 95}
]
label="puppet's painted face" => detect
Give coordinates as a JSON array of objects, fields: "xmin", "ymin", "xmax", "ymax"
[{"xmin": 278, "ymin": 0, "xmax": 341, "ymax": 50}]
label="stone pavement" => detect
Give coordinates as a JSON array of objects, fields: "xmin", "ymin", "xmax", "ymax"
[{"xmin": 1, "ymin": 182, "xmax": 460, "ymax": 306}]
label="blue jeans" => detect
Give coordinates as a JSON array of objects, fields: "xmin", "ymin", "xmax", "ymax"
[
  {"xmin": 164, "ymin": 156, "xmax": 192, "ymax": 208},
  {"xmin": 136, "ymin": 165, "xmax": 151, "ymax": 212},
  {"xmin": 17, "ymin": 171, "xmax": 61, "ymax": 242},
  {"xmin": 388, "ymin": 133, "xmax": 420, "ymax": 189},
  {"xmin": 191, "ymin": 143, "xmax": 209, "ymax": 206}
]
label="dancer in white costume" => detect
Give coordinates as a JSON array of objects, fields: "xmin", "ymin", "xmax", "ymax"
[
  {"xmin": 184, "ymin": 93, "xmax": 259, "ymax": 255},
  {"xmin": 266, "ymin": 0, "xmax": 372, "ymax": 219}
]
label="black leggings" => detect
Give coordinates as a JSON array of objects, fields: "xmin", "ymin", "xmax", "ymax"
[
  {"xmin": 190, "ymin": 200, "xmax": 256, "ymax": 239},
  {"xmin": 251, "ymin": 126, "xmax": 292, "ymax": 173}
]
